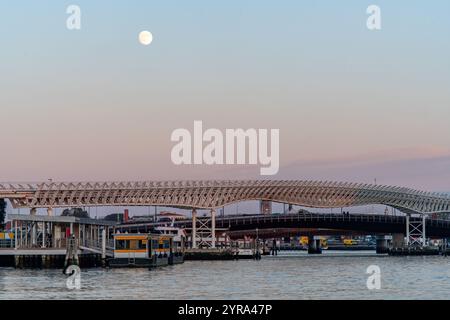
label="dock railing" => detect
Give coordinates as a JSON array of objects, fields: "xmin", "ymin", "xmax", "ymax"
[{"xmin": 0, "ymin": 239, "xmax": 15, "ymax": 248}]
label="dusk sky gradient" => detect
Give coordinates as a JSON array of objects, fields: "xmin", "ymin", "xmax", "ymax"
[{"xmin": 1, "ymin": 1, "xmax": 449, "ymax": 191}]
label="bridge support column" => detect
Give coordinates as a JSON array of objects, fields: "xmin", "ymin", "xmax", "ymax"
[
  {"xmin": 422, "ymin": 214, "xmax": 426, "ymax": 246},
  {"xmin": 405, "ymin": 214, "xmax": 411, "ymax": 247},
  {"xmin": 28, "ymin": 209, "xmax": 37, "ymax": 247},
  {"xmin": 391, "ymin": 233, "xmax": 404, "ymax": 249},
  {"xmin": 406, "ymin": 214, "xmax": 410, "ymax": 246},
  {"xmin": 308, "ymin": 236, "xmax": 322, "ymax": 254},
  {"xmin": 190, "ymin": 208, "xmax": 218, "ymax": 249},
  {"xmin": 14, "ymin": 220, "xmax": 18, "ymax": 249},
  {"xmin": 211, "ymin": 209, "xmax": 216, "ymax": 249},
  {"xmin": 42, "ymin": 222, "xmax": 46, "ymax": 248},
  {"xmin": 31, "ymin": 222, "xmax": 37, "ymax": 246},
  {"xmin": 192, "ymin": 209, "xmax": 197, "ymax": 249},
  {"xmin": 376, "ymin": 235, "xmax": 391, "ymax": 254},
  {"xmin": 406, "ymin": 214, "xmax": 426, "ymax": 248}
]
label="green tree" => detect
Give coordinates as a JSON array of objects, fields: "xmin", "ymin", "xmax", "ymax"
[{"xmin": 0, "ymin": 199, "xmax": 6, "ymax": 227}]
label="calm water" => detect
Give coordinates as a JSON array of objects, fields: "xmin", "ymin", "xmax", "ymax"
[{"xmin": 1, "ymin": 251, "xmax": 450, "ymax": 300}]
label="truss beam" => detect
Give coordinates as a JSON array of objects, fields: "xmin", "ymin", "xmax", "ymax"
[{"xmin": 0, "ymin": 180, "xmax": 449, "ymax": 215}]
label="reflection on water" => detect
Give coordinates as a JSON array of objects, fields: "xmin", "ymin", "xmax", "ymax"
[{"xmin": 1, "ymin": 251, "xmax": 450, "ymax": 300}]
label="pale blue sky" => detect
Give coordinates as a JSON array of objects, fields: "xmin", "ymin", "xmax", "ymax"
[{"xmin": 0, "ymin": 1, "xmax": 449, "ymax": 190}]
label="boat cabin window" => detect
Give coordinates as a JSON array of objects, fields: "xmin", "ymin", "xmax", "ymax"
[
  {"xmin": 115, "ymin": 239, "xmax": 147, "ymax": 250},
  {"xmin": 162, "ymin": 240, "xmax": 170, "ymax": 249}
]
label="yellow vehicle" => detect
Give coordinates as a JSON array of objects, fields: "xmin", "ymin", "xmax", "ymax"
[
  {"xmin": 0, "ymin": 232, "xmax": 14, "ymax": 240},
  {"xmin": 0, "ymin": 232, "xmax": 14, "ymax": 248},
  {"xmin": 299, "ymin": 236, "xmax": 328, "ymax": 249},
  {"xmin": 343, "ymin": 239, "xmax": 358, "ymax": 246},
  {"xmin": 300, "ymin": 236, "xmax": 309, "ymax": 246}
]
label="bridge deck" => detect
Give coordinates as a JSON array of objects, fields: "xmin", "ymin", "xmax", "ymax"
[{"xmin": 118, "ymin": 213, "xmax": 450, "ymax": 238}]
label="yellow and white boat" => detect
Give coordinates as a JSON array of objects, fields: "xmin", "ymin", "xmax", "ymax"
[{"xmin": 108, "ymin": 233, "xmax": 176, "ymax": 268}]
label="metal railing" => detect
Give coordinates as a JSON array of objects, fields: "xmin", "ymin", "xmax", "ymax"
[
  {"xmin": 0, "ymin": 240, "xmax": 14, "ymax": 248},
  {"xmin": 81, "ymin": 238, "xmax": 114, "ymax": 250},
  {"xmin": 213, "ymin": 212, "xmax": 450, "ymax": 228}
]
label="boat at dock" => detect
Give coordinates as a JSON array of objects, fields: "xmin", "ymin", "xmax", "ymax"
[
  {"xmin": 108, "ymin": 233, "xmax": 184, "ymax": 268},
  {"xmin": 153, "ymin": 224, "xmax": 186, "ymax": 265}
]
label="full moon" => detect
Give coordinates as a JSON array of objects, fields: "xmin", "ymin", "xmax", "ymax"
[{"xmin": 138, "ymin": 31, "xmax": 153, "ymax": 46}]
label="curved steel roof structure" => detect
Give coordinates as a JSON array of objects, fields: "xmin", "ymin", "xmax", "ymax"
[{"xmin": 1, "ymin": 180, "xmax": 449, "ymax": 215}]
